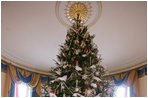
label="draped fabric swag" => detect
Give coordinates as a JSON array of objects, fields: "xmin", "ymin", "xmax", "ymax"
[
  {"xmin": 1, "ymin": 62, "xmax": 52, "ymax": 97},
  {"xmin": 1, "ymin": 61, "xmax": 147, "ymax": 97},
  {"xmin": 105, "ymin": 65, "xmax": 147, "ymax": 97}
]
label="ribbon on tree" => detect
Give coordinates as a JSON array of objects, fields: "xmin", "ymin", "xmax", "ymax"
[
  {"xmin": 98, "ymin": 83, "xmax": 103, "ymax": 86},
  {"xmin": 51, "ymin": 91, "xmax": 56, "ymax": 95},
  {"xmin": 83, "ymin": 88, "xmax": 88, "ymax": 91}
]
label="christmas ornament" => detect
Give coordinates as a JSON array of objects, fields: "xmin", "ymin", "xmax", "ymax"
[
  {"xmin": 91, "ymin": 83, "xmax": 97, "ymax": 88},
  {"xmin": 82, "ymin": 74, "xmax": 88, "ymax": 80},
  {"xmin": 95, "ymin": 72, "xmax": 100, "ymax": 75},
  {"xmin": 57, "ymin": 75, "xmax": 67, "ymax": 81},
  {"xmin": 83, "ymin": 32, "xmax": 89, "ymax": 38},
  {"xmin": 51, "ymin": 91, "xmax": 56, "ymax": 95},
  {"xmin": 83, "ymin": 88, "xmax": 88, "ymax": 91},
  {"xmin": 74, "ymin": 39, "xmax": 79, "ymax": 44},
  {"xmin": 75, "ymin": 49, "xmax": 80, "ymax": 55},
  {"xmin": 90, "ymin": 65, "xmax": 96, "ymax": 69},
  {"xmin": 93, "ymin": 76, "xmax": 101, "ymax": 81},
  {"xmin": 82, "ymin": 54, "xmax": 87, "ymax": 57},
  {"xmin": 55, "ymin": 69, "xmax": 61, "ymax": 75},
  {"xmin": 98, "ymin": 83, "xmax": 103, "ymax": 86},
  {"xmin": 75, "ymin": 65, "xmax": 82, "ymax": 71},
  {"xmin": 81, "ymin": 40, "xmax": 86, "ymax": 48},
  {"xmin": 84, "ymin": 89, "xmax": 96, "ymax": 97},
  {"xmin": 49, "ymin": 92, "xmax": 57, "ymax": 97},
  {"xmin": 63, "ymin": 64, "xmax": 68, "ymax": 69},
  {"xmin": 84, "ymin": 47, "xmax": 89, "ymax": 53},
  {"xmin": 73, "ymin": 93, "xmax": 84, "ymax": 97}
]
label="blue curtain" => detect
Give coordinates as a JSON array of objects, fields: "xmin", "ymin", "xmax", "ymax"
[
  {"xmin": 1, "ymin": 63, "xmax": 52, "ymax": 97},
  {"xmin": 1, "ymin": 63, "xmax": 146, "ymax": 97},
  {"xmin": 111, "ymin": 72, "xmax": 130, "ymax": 86},
  {"xmin": 1, "ymin": 63, "xmax": 7, "ymax": 70},
  {"xmin": 138, "ymin": 66, "xmax": 147, "ymax": 76}
]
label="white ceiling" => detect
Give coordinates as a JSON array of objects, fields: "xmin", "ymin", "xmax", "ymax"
[{"xmin": 1, "ymin": 1, "xmax": 147, "ymax": 73}]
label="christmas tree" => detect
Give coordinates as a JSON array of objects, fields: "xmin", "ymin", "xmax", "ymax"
[{"xmin": 41, "ymin": 14, "xmax": 113, "ymax": 97}]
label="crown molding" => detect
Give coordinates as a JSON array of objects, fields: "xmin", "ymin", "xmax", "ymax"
[
  {"xmin": 2, "ymin": 55, "xmax": 146, "ymax": 76},
  {"xmin": 1, "ymin": 55, "xmax": 52, "ymax": 76},
  {"xmin": 108, "ymin": 60, "xmax": 147, "ymax": 75}
]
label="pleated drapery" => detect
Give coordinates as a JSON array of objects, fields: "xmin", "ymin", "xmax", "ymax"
[
  {"xmin": 105, "ymin": 65, "xmax": 147, "ymax": 97},
  {"xmin": 1, "ymin": 61, "xmax": 146, "ymax": 97},
  {"xmin": 1, "ymin": 62, "xmax": 52, "ymax": 97}
]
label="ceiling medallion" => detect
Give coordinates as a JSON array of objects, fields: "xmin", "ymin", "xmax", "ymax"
[
  {"xmin": 55, "ymin": 1, "xmax": 102, "ymax": 28},
  {"xmin": 65, "ymin": 2, "xmax": 92, "ymax": 24}
]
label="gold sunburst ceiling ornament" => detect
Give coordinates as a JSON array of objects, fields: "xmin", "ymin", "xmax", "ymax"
[
  {"xmin": 65, "ymin": 2, "xmax": 92, "ymax": 23},
  {"xmin": 69, "ymin": 2, "xmax": 87, "ymax": 20},
  {"xmin": 55, "ymin": 1, "xmax": 102, "ymax": 28}
]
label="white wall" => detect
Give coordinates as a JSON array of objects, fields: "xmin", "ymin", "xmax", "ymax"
[
  {"xmin": 138, "ymin": 75, "xmax": 147, "ymax": 97},
  {"xmin": 1, "ymin": 72, "xmax": 6, "ymax": 97}
]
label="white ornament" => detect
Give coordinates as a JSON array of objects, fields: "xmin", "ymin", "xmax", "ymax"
[
  {"xmin": 82, "ymin": 54, "xmax": 87, "ymax": 57},
  {"xmin": 75, "ymin": 49, "xmax": 80, "ymax": 55},
  {"xmin": 49, "ymin": 93, "xmax": 57, "ymax": 97},
  {"xmin": 75, "ymin": 65, "xmax": 82, "ymax": 71},
  {"xmin": 55, "ymin": 70, "xmax": 61, "ymax": 75},
  {"xmin": 93, "ymin": 76, "xmax": 101, "ymax": 81},
  {"xmin": 57, "ymin": 75, "xmax": 67, "ymax": 81},
  {"xmin": 95, "ymin": 72, "xmax": 100, "ymax": 75},
  {"xmin": 83, "ymin": 32, "xmax": 89, "ymax": 38},
  {"xmin": 73, "ymin": 93, "xmax": 84, "ymax": 97},
  {"xmin": 63, "ymin": 64, "xmax": 68, "ymax": 69},
  {"xmin": 91, "ymin": 83, "xmax": 97, "ymax": 88},
  {"xmin": 75, "ymin": 88, "xmax": 79, "ymax": 92},
  {"xmin": 75, "ymin": 39, "xmax": 79, "ymax": 44},
  {"xmin": 63, "ymin": 93, "xmax": 66, "ymax": 97},
  {"xmin": 81, "ymin": 40, "xmax": 86, "ymax": 48},
  {"xmin": 84, "ymin": 89, "xmax": 96, "ymax": 97},
  {"xmin": 90, "ymin": 65, "xmax": 96, "ymax": 69},
  {"xmin": 41, "ymin": 89, "xmax": 45, "ymax": 93},
  {"xmin": 66, "ymin": 36, "xmax": 70, "ymax": 40},
  {"xmin": 93, "ymin": 44, "xmax": 98, "ymax": 49},
  {"xmin": 82, "ymin": 74, "xmax": 88, "ymax": 80}
]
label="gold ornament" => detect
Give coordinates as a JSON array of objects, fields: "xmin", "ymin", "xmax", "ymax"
[
  {"xmin": 69, "ymin": 2, "xmax": 87, "ymax": 20},
  {"xmin": 65, "ymin": 2, "xmax": 92, "ymax": 23}
]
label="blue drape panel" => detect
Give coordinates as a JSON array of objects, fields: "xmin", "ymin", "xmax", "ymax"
[
  {"xmin": 138, "ymin": 66, "xmax": 147, "ymax": 76},
  {"xmin": 1, "ymin": 63, "xmax": 7, "ymax": 70},
  {"xmin": 2, "ymin": 62, "xmax": 146, "ymax": 97},
  {"xmin": 130, "ymin": 72, "xmax": 137, "ymax": 97},
  {"xmin": 1, "ymin": 63, "xmax": 52, "ymax": 97},
  {"xmin": 9, "ymin": 80, "xmax": 15, "ymax": 97},
  {"xmin": 32, "ymin": 79, "xmax": 40, "ymax": 97},
  {"xmin": 40, "ymin": 76, "xmax": 52, "ymax": 82},
  {"xmin": 111, "ymin": 72, "xmax": 130, "ymax": 86},
  {"xmin": 16, "ymin": 69, "xmax": 33, "ymax": 83}
]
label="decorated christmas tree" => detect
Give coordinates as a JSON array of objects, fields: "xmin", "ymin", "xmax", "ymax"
[{"xmin": 41, "ymin": 15, "xmax": 114, "ymax": 97}]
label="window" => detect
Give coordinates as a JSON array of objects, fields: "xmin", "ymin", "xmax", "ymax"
[
  {"xmin": 114, "ymin": 85, "xmax": 130, "ymax": 97},
  {"xmin": 15, "ymin": 82, "xmax": 32, "ymax": 97}
]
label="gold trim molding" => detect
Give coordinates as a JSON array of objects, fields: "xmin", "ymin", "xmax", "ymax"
[
  {"xmin": 109, "ymin": 60, "xmax": 147, "ymax": 75},
  {"xmin": 2, "ymin": 55, "xmax": 146, "ymax": 76},
  {"xmin": 1, "ymin": 55, "xmax": 51, "ymax": 75}
]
